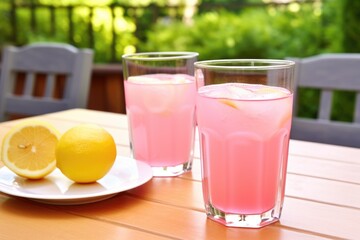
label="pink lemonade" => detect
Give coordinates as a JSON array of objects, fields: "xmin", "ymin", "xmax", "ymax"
[
  {"xmin": 196, "ymin": 83, "xmax": 293, "ymax": 215},
  {"xmin": 124, "ymin": 74, "xmax": 196, "ymax": 168}
]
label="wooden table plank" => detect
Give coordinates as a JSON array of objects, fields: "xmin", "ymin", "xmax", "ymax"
[
  {"xmin": 129, "ymin": 172, "xmax": 360, "ymax": 211},
  {"xmin": 127, "ymin": 174, "xmax": 359, "ymax": 239},
  {"xmin": 0, "ymin": 109, "xmax": 359, "ymax": 240},
  {"xmin": 46, "ymin": 108, "xmax": 128, "ymax": 129},
  {"xmin": 286, "ymin": 174, "xmax": 360, "ymax": 208},
  {"xmin": 0, "ymin": 196, "xmax": 169, "ymax": 240},
  {"xmin": 289, "ymin": 140, "xmax": 360, "ymax": 164},
  {"xmin": 53, "ymin": 194, "xmax": 331, "ymax": 240},
  {"xmin": 288, "ymin": 155, "xmax": 360, "ymax": 184},
  {"xmin": 281, "ymin": 197, "xmax": 360, "ymax": 240}
]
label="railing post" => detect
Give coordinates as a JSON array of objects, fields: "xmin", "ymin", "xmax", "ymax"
[
  {"xmin": 30, "ymin": 0, "xmax": 36, "ymax": 32},
  {"xmin": 49, "ymin": 5, "xmax": 56, "ymax": 37},
  {"xmin": 10, "ymin": 1, "xmax": 17, "ymax": 44},
  {"xmin": 88, "ymin": 7, "xmax": 94, "ymax": 49},
  {"xmin": 110, "ymin": 4, "xmax": 117, "ymax": 62},
  {"xmin": 5, "ymin": 1, "xmax": 316, "ymax": 63},
  {"xmin": 67, "ymin": 5, "xmax": 74, "ymax": 44}
]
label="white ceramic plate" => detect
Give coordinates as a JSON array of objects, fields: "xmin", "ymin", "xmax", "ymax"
[{"xmin": 0, "ymin": 156, "xmax": 152, "ymax": 205}]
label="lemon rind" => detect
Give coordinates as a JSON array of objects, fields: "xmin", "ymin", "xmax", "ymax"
[{"xmin": 1, "ymin": 120, "xmax": 60, "ymax": 179}]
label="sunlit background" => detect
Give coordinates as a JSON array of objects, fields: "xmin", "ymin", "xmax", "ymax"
[
  {"xmin": 0, "ymin": 0, "xmax": 357, "ymax": 63},
  {"xmin": 0, "ymin": 0, "xmax": 358, "ymax": 121}
]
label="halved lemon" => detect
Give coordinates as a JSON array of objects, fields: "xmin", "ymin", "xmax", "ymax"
[{"xmin": 1, "ymin": 120, "xmax": 60, "ymax": 179}]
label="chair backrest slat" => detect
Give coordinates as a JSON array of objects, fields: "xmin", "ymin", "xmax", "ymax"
[
  {"xmin": 44, "ymin": 74, "xmax": 56, "ymax": 98},
  {"xmin": 12, "ymin": 44, "xmax": 78, "ymax": 73},
  {"xmin": 355, "ymin": 93, "xmax": 360, "ymax": 124},
  {"xmin": 24, "ymin": 73, "xmax": 35, "ymax": 97},
  {"xmin": 318, "ymin": 90, "xmax": 332, "ymax": 121},
  {"xmin": 296, "ymin": 54, "xmax": 360, "ymax": 90},
  {"xmin": 0, "ymin": 43, "xmax": 93, "ymax": 121},
  {"xmin": 289, "ymin": 53, "xmax": 360, "ymax": 148}
]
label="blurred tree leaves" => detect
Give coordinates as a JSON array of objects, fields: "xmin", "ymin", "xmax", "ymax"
[
  {"xmin": 142, "ymin": 2, "xmax": 333, "ymax": 60},
  {"xmin": 1, "ymin": 0, "xmax": 357, "ymax": 62},
  {"xmin": 342, "ymin": 0, "xmax": 360, "ymax": 53},
  {"xmin": 1, "ymin": 0, "xmax": 357, "ymax": 121}
]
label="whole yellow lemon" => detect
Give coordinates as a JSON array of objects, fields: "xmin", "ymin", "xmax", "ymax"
[{"xmin": 56, "ymin": 124, "xmax": 117, "ymax": 183}]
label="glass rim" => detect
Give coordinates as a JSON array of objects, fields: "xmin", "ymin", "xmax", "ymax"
[
  {"xmin": 194, "ymin": 59, "xmax": 295, "ymax": 70},
  {"xmin": 122, "ymin": 51, "xmax": 199, "ymax": 61}
]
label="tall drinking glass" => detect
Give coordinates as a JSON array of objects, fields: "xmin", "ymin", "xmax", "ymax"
[
  {"xmin": 122, "ymin": 52, "xmax": 198, "ymax": 177},
  {"xmin": 195, "ymin": 59, "xmax": 295, "ymax": 228}
]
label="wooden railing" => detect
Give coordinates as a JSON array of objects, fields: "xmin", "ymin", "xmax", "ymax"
[
  {"xmin": 89, "ymin": 64, "xmax": 126, "ymax": 114},
  {"xmin": 8, "ymin": 2, "xmax": 191, "ymax": 62}
]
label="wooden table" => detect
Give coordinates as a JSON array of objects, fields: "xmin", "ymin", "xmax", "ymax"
[{"xmin": 0, "ymin": 109, "xmax": 359, "ymax": 240}]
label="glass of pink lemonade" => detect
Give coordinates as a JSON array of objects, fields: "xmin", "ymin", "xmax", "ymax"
[
  {"xmin": 122, "ymin": 52, "xmax": 198, "ymax": 177},
  {"xmin": 195, "ymin": 59, "xmax": 295, "ymax": 228}
]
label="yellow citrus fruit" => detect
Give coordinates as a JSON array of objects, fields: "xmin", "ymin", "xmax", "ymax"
[
  {"xmin": 56, "ymin": 124, "xmax": 117, "ymax": 183},
  {"xmin": 1, "ymin": 120, "xmax": 60, "ymax": 179}
]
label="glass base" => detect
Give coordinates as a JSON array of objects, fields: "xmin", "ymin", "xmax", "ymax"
[
  {"xmin": 206, "ymin": 203, "xmax": 282, "ymax": 228},
  {"xmin": 151, "ymin": 161, "xmax": 192, "ymax": 177}
]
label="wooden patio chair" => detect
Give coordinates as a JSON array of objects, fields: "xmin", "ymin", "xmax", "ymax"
[
  {"xmin": 289, "ymin": 53, "xmax": 360, "ymax": 148},
  {"xmin": 0, "ymin": 43, "xmax": 93, "ymax": 121}
]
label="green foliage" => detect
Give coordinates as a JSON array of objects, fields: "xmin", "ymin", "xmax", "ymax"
[
  {"xmin": 296, "ymin": 88, "xmax": 320, "ymax": 119},
  {"xmin": 331, "ymin": 91, "xmax": 355, "ymax": 122},
  {"xmin": 0, "ymin": 2, "xmax": 13, "ymax": 47},
  {"xmin": 7, "ymin": 4, "xmax": 138, "ymax": 63},
  {"xmin": 142, "ymin": 2, "xmax": 339, "ymax": 60},
  {"xmin": 321, "ymin": 0, "xmax": 344, "ymax": 53},
  {"xmin": 1, "ymin": 1, "xmax": 347, "ymax": 62},
  {"xmin": 342, "ymin": 0, "xmax": 360, "ymax": 52},
  {"xmin": 0, "ymin": 0, "xmax": 357, "ymax": 121},
  {"xmin": 142, "ymin": 1, "xmax": 355, "ymax": 122}
]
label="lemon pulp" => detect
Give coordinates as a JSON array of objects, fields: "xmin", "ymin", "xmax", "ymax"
[{"xmin": 1, "ymin": 120, "xmax": 60, "ymax": 179}]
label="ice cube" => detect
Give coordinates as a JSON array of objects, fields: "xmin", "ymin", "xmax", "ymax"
[
  {"xmin": 128, "ymin": 74, "xmax": 192, "ymax": 85},
  {"xmin": 128, "ymin": 75, "xmax": 163, "ymax": 84},
  {"xmin": 226, "ymin": 85, "xmax": 255, "ymax": 99},
  {"xmin": 199, "ymin": 83, "xmax": 254, "ymax": 100},
  {"xmin": 172, "ymin": 74, "xmax": 193, "ymax": 84},
  {"xmin": 254, "ymin": 86, "xmax": 289, "ymax": 100}
]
